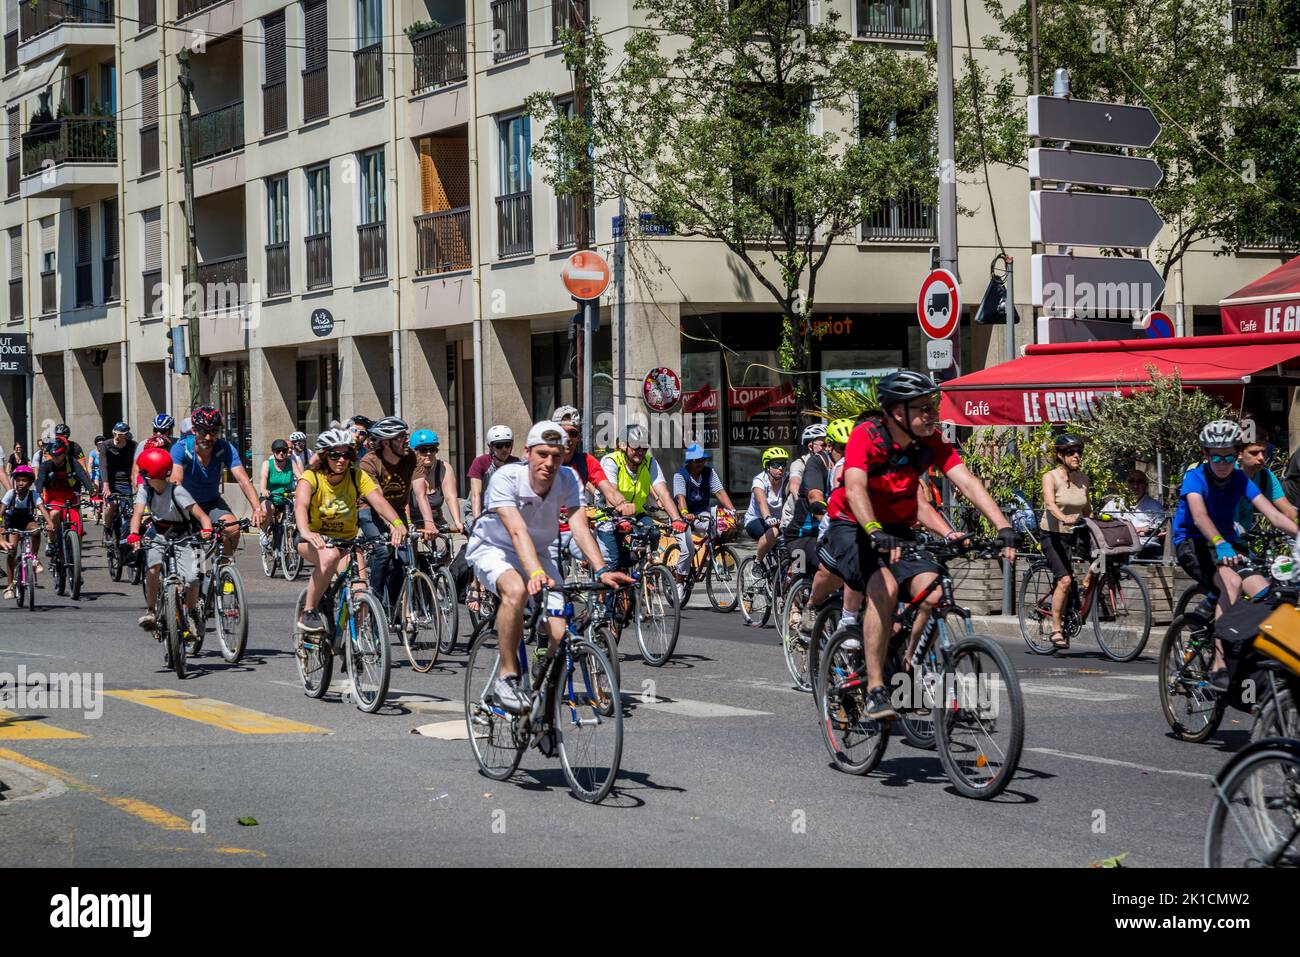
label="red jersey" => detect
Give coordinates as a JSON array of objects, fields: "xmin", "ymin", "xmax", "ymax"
[
  {"xmin": 826, "ymin": 418, "xmax": 962, "ymax": 526},
  {"xmin": 559, "ymin": 453, "xmax": 606, "ymax": 532}
]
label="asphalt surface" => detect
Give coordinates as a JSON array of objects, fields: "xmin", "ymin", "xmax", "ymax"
[{"xmin": 0, "ymin": 532, "xmax": 1244, "ymax": 867}]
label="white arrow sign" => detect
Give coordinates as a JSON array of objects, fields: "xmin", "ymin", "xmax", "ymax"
[
  {"xmin": 1030, "ymin": 148, "xmax": 1163, "ymax": 190},
  {"xmin": 1031, "ymin": 254, "xmax": 1166, "ymax": 317},
  {"xmin": 1030, "ymin": 191, "xmax": 1165, "ymax": 249},
  {"xmin": 1027, "ymin": 96, "xmax": 1163, "ymax": 148}
]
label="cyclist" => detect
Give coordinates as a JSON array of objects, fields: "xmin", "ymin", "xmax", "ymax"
[
  {"xmin": 745, "ymin": 446, "xmax": 789, "ymax": 565},
  {"xmin": 54, "ymin": 424, "xmax": 90, "ymax": 476},
  {"xmin": 465, "ymin": 420, "xmax": 630, "ymax": 713},
  {"xmin": 34, "ymin": 437, "xmax": 93, "ymax": 565},
  {"xmin": 550, "ymin": 406, "xmax": 632, "ymax": 566},
  {"xmin": 784, "ymin": 423, "xmax": 835, "ymax": 579},
  {"xmin": 824, "ymin": 371, "xmax": 1018, "ymax": 720},
  {"xmin": 169, "ymin": 405, "xmax": 265, "ymax": 555},
  {"xmin": 99, "ymin": 423, "xmax": 137, "ymax": 547},
  {"xmin": 672, "ymin": 443, "xmax": 737, "ymax": 577},
  {"xmin": 1040, "ymin": 433, "xmax": 1093, "ymax": 651},
  {"xmin": 347, "ymin": 415, "xmax": 373, "ymax": 460},
  {"xmin": 258, "ymin": 439, "xmax": 297, "ymax": 553},
  {"xmin": 2, "ymin": 465, "xmax": 53, "ymax": 597},
  {"xmin": 89, "ymin": 436, "xmax": 103, "ymax": 489},
  {"xmin": 288, "ymin": 431, "xmax": 309, "ymax": 477},
  {"xmin": 129, "ymin": 446, "xmax": 214, "ymax": 634},
  {"xmin": 468, "ymin": 425, "xmax": 521, "ymax": 521},
  {"xmin": 1173, "ymin": 419, "xmax": 1300, "ymax": 689},
  {"xmin": 410, "ymin": 429, "xmax": 463, "ymax": 534},
  {"xmin": 597, "ymin": 423, "xmax": 687, "ymax": 568},
  {"xmin": 294, "ymin": 428, "xmax": 407, "ymax": 634},
  {"xmin": 1236, "ymin": 432, "xmax": 1297, "ymax": 530},
  {"xmin": 800, "ymin": 417, "xmax": 854, "ymax": 634},
  {"xmin": 356, "ymin": 416, "xmax": 439, "ymax": 616},
  {"xmin": 134, "ymin": 414, "xmax": 176, "ymax": 486}
]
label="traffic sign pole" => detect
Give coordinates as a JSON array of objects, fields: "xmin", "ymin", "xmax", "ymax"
[{"xmin": 583, "ymin": 300, "xmax": 594, "ymax": 452}]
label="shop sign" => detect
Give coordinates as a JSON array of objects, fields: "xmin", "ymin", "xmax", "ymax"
[
  {"xmin": 728, "ymin": 384, "xmax": 796, "ymax": 416},
  {"xmin": 941, "ymin": 386, "xmax": 1135, "ymax": 426},
  {"xmin": 643, "ymin": 367, "xmax": 682, "ymax": 412},
  {"xmin": 0, "ymin": 334, "xmax": 30, "ymax": 375},
  {"xmin": 683, "ymin": 383, "xmax": 719, "ymax": 413},
  {"xmin": 310, "ymin": 308, "xmax": 335, "ymax": 338},
  {"xmin": 820, "ymin": 368, "xmax": 898, "ymax": 398}
]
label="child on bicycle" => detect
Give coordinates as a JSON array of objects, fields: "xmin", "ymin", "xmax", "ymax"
[
  {"xmin": 129, "ymin": 446, "xmax": 215, "ymax": 634},
  {"xmin": 34, "ymin": 437, "xmax": 93, "ymax": 562},
  {"xmin": 1, "ymin": 465, "xmax": 53, "ymax": 598}
]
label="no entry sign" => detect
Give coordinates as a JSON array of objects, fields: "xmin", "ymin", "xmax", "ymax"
[
  {"xmin": 561, "ymin": 250, "xmax": 611, "ymax": 301},
  {"xmin": 918, "ymin": 269, "xmax": 961, "ymax": 339}
]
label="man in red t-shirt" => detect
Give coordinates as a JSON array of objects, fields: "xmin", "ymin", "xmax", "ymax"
[{"xmin": 820, "ymin": 371, "xmax": 1017, "ymax": 721}]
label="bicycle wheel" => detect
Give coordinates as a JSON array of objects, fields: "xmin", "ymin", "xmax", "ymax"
[
  {"xmin": 1205, "ymin": 742, "xmax": 1300, "ymax": 868},
  {"xmin": 817, "ymin": 629, "xmax": 889, "ymax": 775},
  {"xmin": 293, "ymin": 590, "xmax": 333, "ymax": 699},
  {"xmin": 53, "ymin": 538, "xmax": 67, "ymax": 596},
  {"xmin": 130, "ymin": 549, "xmax": 143, "ymax": 586},
  {"xmin": 164, "ymin": 587, "xmax": 186, "ymax": 679},
  {"xmin": 706, "ymin": 544, "xmax": 740, "ymax": 612},
  {"xmin": 1175, "ymin": 583, "xmax": 1212, "ymax": 621},
  {"xmin": 108, "ymin": 539, "xmax": 123, "ymax": 582},
  {"xmin": 585, "ymin": 623, "xmax": 620, "ymax": 717},
  {"xmin": 1158, "ymin": 615, "xmax": 1225, "ymax": 743},
  {"xmin": 555, "ymin": 638, "xmax": 623, "ymax": 803},
  {"xmin": 281, "ymin": 528, "xmax": 303, "ymax": 581},
  {"xmin": 1017, "ymin": 562, "xmax": 1058, "ymax": 655},
  {"xmin": 214, "ymin": 565, "xmax": 248, "ymax": 663},
  {"xmin": 808, "ymin": 600, "xmax": 843, "ymax": 700},
  {"xmin": 433, "ymin": 567, "xmax": 459, "ymax": 656},
  {"xmin": 635, "ymin": 565, "xmax": 681, "ymax": 666},
  {"xmin": 1092, "ymin": 565, "xmax": 1151, "ymax": 661},
  {"xmin": 66, "ymin": 530, "xmax": 81, "ymax": 601},
  {"xmin": 779, "ymin": 577, "xmax": 814, "ymax": 692},
  {"xmin": 345, "ymin": 591, "xmax": 391, "ymax": 713},
  {"xmin": 659, "ymin": 543, "xmax": 691, "ymax": 606},
  {"xmin": 898, "ymin": 620, "xmax": 943, "ymax": 751},
  {"xmin": 934, "ymin": 635, "xmax": 1024, "ymax": 799},
  {"xmin": 400, "ymin": 570, "xmax": 440, "ymax": 673},
  {"xmin": 1252, "ymin": 685, "xmax": 1298, "ymax": 742},
  {"xmin": 463, "ymin": 629, "xmax": 527, "ymax": 780},
  {"xmin": 260, "ymin": 537, "xmax": 277, "ymax": 577},
  {"xmin": 738, "ymin": 556, "xmax": 774, "ymax": 628}
]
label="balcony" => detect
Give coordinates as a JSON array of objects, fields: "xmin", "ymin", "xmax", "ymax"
[
  {"xmin": 21, "ymin": 116, "xmax": 117, "ymax": 196},
  {"xmin": 186, "ymin": 254, "xmax": 247, "ymax": 314},
  {"xmin": 856, "ymin": 0, "xmax": 931, "ymax": 40},
  {"xmin": 9, "ymin": 279, "xmax": 22, "ymax": 320},
  {"xmin": 40, "ymin": 270, "xmax": 55, "ymax": 316},
  {"xmin": 265, "ymin": 241, "xmax": 290, "ymax": 297},
  {"xmin": 190, "ymin": 100, "xmax": 244, "ymax": 164},
  {"xmin": 496, "ymin": 191, "xmax": 532, "ymax": 257},
  {"xmin": 862, "ymin": 188, "xmax": 936, "ymax": 242},
  {"xmin": 103, "ymin": 255, "xmax": 119, "ymax": 303},
  {"xmin": 262, "ymin": 82, "xmax": 286, "ymax": 135},
  {"xmin": 1240, "ymin": 231, "xmax": 1300, "ymax": 253},
  {"xmin": 178, "ymin": 0, "xmax": 228, "ymax": 17},
  {"xmin": 306, "ymin": 233, "xmax": 331, "ymax": 289},
  {"xmin": 556, "ymin": 193, "xmax": 585, "ymax": 249},
  {"xmin": 411, "ymin": 23, "xmax": 466, "ymax": 94},
  {"xmin": 355, "ymin": 43, "xmax": 383, "ymax": 106},
  {"xmin": 491, "ymin": 0, "xmax": 528, "ymax": 63},
  {"xmin": 303, "ymin": 65, "xmax": 328, "ymax": 123},
  {"xmin": 415, "ymin": 208, "xmax": 471, "ymax": 275},
  {"xmin": 142, "ymin": 269, "xmax": 162, "ymax": 316},
  {"xmin": 20, "ymin": 1, "xmax": 114, "ymax": 43},
  {"xmin": 551, "ymin": 0, "xmax": 587, "ymax": 44},
  {"xmin": 357, "ymin": 223, "xmax": 387, "ymax": 281},
  {"xmin": 140, "ymin": 123, "xmax": 159, "ymax": 174}
]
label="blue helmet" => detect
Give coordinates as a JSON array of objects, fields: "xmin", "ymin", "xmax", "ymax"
[
  {"xmin": 152, "ymin": 413, "xmax": 175, "ymax": 432},
  {"xmin": 112, "ymin": 421, "xmax": 130, "ymax": 435},
  {"xmin": 411, "ymin": 429, "xmax": 439, "ymax": 449}
]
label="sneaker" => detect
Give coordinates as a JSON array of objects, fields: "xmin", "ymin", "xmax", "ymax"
[
  {"xmin": 297, "ymin": 609, "xmax": 326, "ymax": 633},
  {"xmin": 493, "ymin": 674, "xmax": 532, "ymax": 715},
  {"xmin": 137, "ymin": 612, "xmax": 156, "ymax": 631},
  {"xmin": 35, "ymin": 561, "xmax": 44, "ymax": 573},
  {"xmin": 841, "ymin": 636, "xmax": 863, "ymax": 652},
  {"xmin": 863, "ymin": 685, "xmax": 897, "ymax": 721},
  {"xmin": 3, "ymin": 587, "xmax": 13, "ymax": 600},
  {"xmin": 186, "ymin": 608, "xmax": 204, "ymax": 638},
  {"xmin": 1210, "ymin": 669, "xmax": 1231, "ymax": 693},
  {"xmin": 798, "ymin": 603, "xmax": 819, "ymax": 637}
]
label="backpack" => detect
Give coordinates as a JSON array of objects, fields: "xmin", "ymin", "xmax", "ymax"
[
  {"xmin": 860, "ymin": 415, "xmax": 935, "ymax": 478},
  {"xmin": 1083, "ymin": 516, "xmax": 1140, "ymax": 556}
]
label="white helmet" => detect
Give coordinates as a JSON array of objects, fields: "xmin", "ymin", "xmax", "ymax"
[
  {"xmin": 289, "ymin": 431, "xmax": 306, "ymax": 443},
  {"xmin": 551, "ymin": 405, "xmax": 581, "ymax": 427},
  {"xmin": 369, "ymin": 415, "xmax": 409, "ymax": 440},
  {"xmin": 1199, "ymin": 420, "xmax": 1241, "ymax": 449},
  {"xmin": 486, "ymin": 425, "xmax": 513, "ymax": 445},
  {"xmin": 801, "ymin": 423, "xmax": 827, "ymax": 446},
  {"xmin": 315, "ymin": 428, "xmax": 355, "ymax": 452}
]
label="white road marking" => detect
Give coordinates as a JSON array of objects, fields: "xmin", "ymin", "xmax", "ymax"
[
  {"xmin": 625, "ymin": 692, "xmax": 771, "ymax": 718},
  {"xmin": 1098, "ymin": 673, "xmax": 1158, "ymax": 683},
  {"xmin": 1019, "ymin": 681, "xmax": 1135, "ymax": 702},
  {"xmin": 1027, "ymin": 747, "xmax": 1213, "ymax": 780},
  {"xmin": 0, "ymin": 649, "xmax": 69, "ymax": 659},
  {"xmin": 413, "ymin": 720, "xmax": 468, "ymax": 740}
]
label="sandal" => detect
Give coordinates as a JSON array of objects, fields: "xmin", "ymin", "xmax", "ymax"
[{"xmin": 1051, "ymin": 631, "xmax": 1070, "ymax": 650}]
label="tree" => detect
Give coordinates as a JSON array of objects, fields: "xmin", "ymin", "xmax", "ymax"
[
  {"xmin": 982, "ymin": 0, "xmax": 1300, "ymax": 283},
  {"xmin": 526, "ymin": 0, "xmax": 940, "ymax": 404}
]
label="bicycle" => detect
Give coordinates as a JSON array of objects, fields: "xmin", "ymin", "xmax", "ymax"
[
  {"xmin": 775, "ymin": 549, "xmax": 820, "ymax": 692},
  {"xmin": 104, "ymin": 492, "xmax": 135, "ymax": 583},
  {"xmin": 292, "ymin": 536, "xmax": 392, "ymax": 713},
  {"xmin": 414, "ymin": 531, "xmax": 460, "ymax": 656},
  {"xmin": 658, "ymin": 510, "xmax": 741, "ymax": 612},
  {"xmin": 46, "ymin": 495, "xmax": 87, "ymax": 600},
  {"xmin": 6, "ymin": 522, "xmax": 45, "ymax": 612},
  {"xmin": 599, "ymin": 508, "xmax": 681, "ymax": 666},
  {"xmin": 1018, "ymin": 528, "xmax": 1152, "ymax": 661},
  {"xmin": 390, "ymin": 534, "xmax": 441, "ymax": 673},
  {"xmin": 140, "ymin": 531, "xmax": 206, "ymax": 679},
  {"xmin": 738, "ymin": 534, "xmax": 799, "ymax": 629},
  {"xmin": 188, "ymin": 518, "xmax": 252, "ymax": 664},
  {"xmin": 464, "ymin": 581, "xmax": 623, "ymax": 803},
  {"xmin": 816, "ymin": 536, "xmax": 1026, "ymax": 800},
  {"xmin": 1171, "ymin": 524, "xmax": 1289, "ymax": 621}
]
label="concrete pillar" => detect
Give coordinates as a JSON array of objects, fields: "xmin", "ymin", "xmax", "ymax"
[
  {"xmin": 339, "ymin": 334, "xmax": 392, "ymax": 421},
  {"xmin": 0, "ymin": 376, "xmax": 24, "ymax": 454},
  {"xmin": 131, "ymin": 361, "xmax": 168, "ymax": 433},
  {"xmin": 402, "ymin": 328, "xmax": 449, "ymax": 436},
  {"xmin": 31, "ymin": 352, "xmax": 64, "ymax": 444},
  {"xmin": 613, "ymin": 300, "xmax": 683, "ymax": 468},
  {"xmin": 250, "ymin": 346, "xmax": 297, "ymax": 468},
  {"xmin": 483, "ymin": 317, "xmax": 531, "ymax": 447},
  {"xmin": 64, "ymin": 348, "xmax": 103, "ymax": 445}
]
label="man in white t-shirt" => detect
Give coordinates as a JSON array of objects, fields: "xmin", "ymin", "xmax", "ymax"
[{"xmin": 466, "ymin": 420, "xmax": 629, "ymax": 713}]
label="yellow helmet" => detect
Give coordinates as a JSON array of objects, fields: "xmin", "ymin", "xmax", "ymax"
[
  {"xmin": 761, "ymin": 446, "xmax": 789, "ymax": 467},
  {"xmin": 827, "ymin": 418, "xmax": 855, "ymax": 445}
]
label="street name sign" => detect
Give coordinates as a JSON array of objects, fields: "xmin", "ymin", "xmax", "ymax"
[
  {"xmin": 1027, "ymin": 96, "xmax": 1162, "ymax": 148},
  {"xmin": 1030, "ymin": 191, "xmax": 1164, "ymax": 248},
  {"xmin": 1031, "ymin": 254, "xmax": 1165, "ymax": 317},
  {"xmin": 1029, "ymin": 148, "xmax": 1163, "ymax": 190}
]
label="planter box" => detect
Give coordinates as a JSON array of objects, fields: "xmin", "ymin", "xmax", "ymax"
[
  {"xmin": 948, "ymin": 557, "xmax": 1013, "ymax": 616},
  {"xmin": 1126, "ymin": 562, "xmax": 1197, "ymax": 626}
]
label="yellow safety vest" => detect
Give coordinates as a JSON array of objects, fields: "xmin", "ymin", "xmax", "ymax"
[{"xmin": 610, "ymin": 449, "xmax": 653, "ymax": 513}]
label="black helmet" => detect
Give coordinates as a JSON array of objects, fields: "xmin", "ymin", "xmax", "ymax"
[
  {"xmin": 876, "ymin": 370, "xmax": 939, "ymax": 409},
  {"xmin": 1054, "ymin": 433, "xmax": 1085, "ymax": 452}
]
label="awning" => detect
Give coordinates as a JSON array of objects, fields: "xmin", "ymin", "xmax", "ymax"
[
  {"xmin": 940, "ymin": 331, "xmax": 1300, "ymax": 426},
  {"xmin": 7, "ymin": 51, "xmax": 64, "ymax": 103},
  {"xmin": 1220, "ymin": 255, "xmax": 1300, "ymax": 335}
]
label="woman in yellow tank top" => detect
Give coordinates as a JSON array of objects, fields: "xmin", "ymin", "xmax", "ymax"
[{"xmin": 1040, "ymin": 433, "xmax": 1093, "ymax": 650}]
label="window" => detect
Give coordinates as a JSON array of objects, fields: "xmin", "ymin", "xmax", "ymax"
[
  {"xmin": 102, "ymin": 197, "xmax": 119, "ymax": 302},
  {"xmin": 359, "ymin": 148, "xmax": 384, "ymax": 224},
  {"xmin": 75, "ymin": 206, "xmax": 93, "ymax": 307},
  {"xmin": 267, "ymin": 174, "xmax": 289, "ymax": 244},
  {"xmin": 99, "ymin": 62, "xmax": 116, "ymax": 116},
  {"xmin": 40, "ymin": 216, "xmax": 54, "ymax": 273},
  {"xmin": 140, "ymin": 64, "xmax": 159, "ymax": 174},
  {"xmin": 142, "ymin": 207, "xmax": 161, "ymax": 315},
  {"xmin": 498, "ymin": 113, "xmax": 530, "ymax": 195},
  {"xmin": 306, "ymin": 164, "xmax": 330, "ymax": 234},
  {"xmin": 71, "ymin": 72, "xmax": 89, "ymax": 114},
  {"xmin": 264, "ymin": 10, "xmax": 286, "ymax": 84},
  {"xmin": 356, "ymin": 0, "xmax": 381, "ymax": 47},
  {"xmin": 303, "ymin": 0, "xmax": 329, "ymax": 122}
]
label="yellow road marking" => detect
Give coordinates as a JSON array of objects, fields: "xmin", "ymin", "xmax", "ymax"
[
  {"xmin": 0, "ymin": 709, "xmax": 86, "ymax": 740},
  {"xmin": 106, "ymin": 689, "xmax": 327, "ymax": 734},
  {"xmin": 99, "ymin": 796, "xmax": 191, "ymax": 831}
]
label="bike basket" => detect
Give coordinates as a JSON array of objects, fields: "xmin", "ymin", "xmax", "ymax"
[{"xmin": 1083, "ymin": 517, "xmax": 1140, "ymax": 556}]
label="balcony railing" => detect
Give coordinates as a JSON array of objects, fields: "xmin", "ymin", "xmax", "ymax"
[
  {"xmin": 303, "ymin": 65, "xmax": 328, "ymax": 123},
  {"xmin": 140, "ymin": 123, "xmax": 159, "ymax": 174},
  {"xmin": 142, "ymin": 268, "xmax": 162, "ymax": 316},
  {"xmin": 103, "ymin": 255, "xmax": 119, "ymax": 303},
  {"xmin": 862, "ymin": 189, "xmax": 936, "ymax": 242},
  {"xmin": 306, "ymin": 233, "xmax": 331, "ymax": 289},
  {"xmin": 186, "ymin": 254, "xmax": 247, "ymax": 313},
  {"xmin": 4, "ymin": 30, "xmax": 17, "ymax": 74},
  {"xmin": 491, "ymin": 0, "xmax": 528, "ymax": 63},
  {"xmin": 411, "ymin": 22, "xmax": 466, "ymax": 94},
  {"xmin": 7, "ymin": 155, "xmax": 18, "ymax": 197},
  {"xmin": 75, "ymin": 262, "xmax": 92, "ymax": 307},
  {"xmin": 357, "ymin": 223, "xmax": 387, "ymax": 281},
  {"xmin": 415, "ymin": 208, "xmax": 471, "ymax": 275},
  {"xmin": 190, "ymin": 100, "xmax": 244, "ymax": 164},
  {"xmin": 178, "ymin": 0, "xmax": 227, "ymax": 18},
  {"xmin": 40, "ymin": 270, "xmax": 55, "ymax": 316},
  {"xmin": 262, "ymin": 82, "xmax": 286, "ymax": 135},
  {"xmin": 20, "ymin": 1, "xmax": 114, "ymax": 42},
  {"xmin": 265, "ymin": 242, "xmax": 289, "ymax": 297},
  {"xmin": 1240, "ymin": 232, "xmax": 1300, "ymax": 253},
  {"xmin": 138, "ymin": 0, "xmax": 156, "ymax": 29},
  {"xmin": 355, "ymin": 43, "xmax": 383, "ymax": 106},
  {"xmin": 555, "ymin": 193, "xmax": 594, "ymax": 249},
  {"xmin": 552, "ymin": 0, "xmax": 587, "ymax": 44},
  {"xmin": 9, "ymin": 279, "xmax": 22, "ymax": 320},
  {"xmin": 856, "ymin": 0, "xmax": 931, "ymax": 40},
  {"xmin": 496, "ymin": 191, "xmax": 533, "ymax": 257},
  {"xmin": 22, "ymin": 117, "xmax": 117, "ymax": 176}
]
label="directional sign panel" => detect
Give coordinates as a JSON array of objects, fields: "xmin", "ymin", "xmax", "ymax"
[
  {"xmin": 1029, "ymin": 148, "xmax": 1163, "ymax": 190},
  {"xmin": 1027, "ymin": 96, "xmax": 1162, "ymax": 148},
  {"xmin": 1031, "ymin": 254, "xmax": 1165, "ymax": 317},
  {"xmin": 1030, "ymin": 191, "xmax": 1164, "ymax": 249}
]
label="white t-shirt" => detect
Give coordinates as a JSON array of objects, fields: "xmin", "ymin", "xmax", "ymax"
[
  {"xmin": 468, "ymin": 461, "xmax": 585, "ymax": 558},
  {"xmin": 2, "ymin": 487, "xmax": 37, "ymax": 511},
  {"xmin": 1101, "ymin": 494, "xmax": 1166, "ymax": 532},
  {"xmin": 745, "ymin": 471, "xmax": 785, "ymax": 525},
  {"xmin": 600, "ymin": 453, "xmax": 666, "ymax": 492},
  {"xmin": 136, "ymin": 482, "xmax": 198, "ymax": 526}
]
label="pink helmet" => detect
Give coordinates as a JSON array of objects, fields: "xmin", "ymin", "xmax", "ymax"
[{"xmin": 11, "ymin": 464, "xmax": 34, "ymax": 479}]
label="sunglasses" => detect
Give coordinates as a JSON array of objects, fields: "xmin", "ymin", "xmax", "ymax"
[
  {"xmin": 415, "ymin": 445, "xmax": 438, "ymax": 454},
  {"xmin": 273, "ymin": 449, "xmax": 289, "ymax": 454},
  {"xmin": 563, "ymin": 429, "xmax": 580, "ymax": 439},
  {"xmin": 325, "ymin": 450, "xmax": 353, "ymax": 461},
  {"xmin": 1207, "ymin": 453, "xmax": 1238, "ymax": 464},
  {"xmin": 1059, "ymin": 447, "xmax": 1083, "ymax": 455},
  {"xmin": 197, "ymin": 428, "xmax": 220, "ymax": 437},
  {"xmin": 491, "ymin": 442, "xmax": 513, "ymax": 449}
]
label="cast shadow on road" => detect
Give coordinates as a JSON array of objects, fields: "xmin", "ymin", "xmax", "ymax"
[
  {"xmin": 1166, "ymin": 727, "xmax": 1250, "ymax": 754},
  {"xmin": 619, "ymin": 653, "xmax": 716, "ymax": 672},
  {"xmin": 512, "ymin": 766, "xmax": 687, "ymax": 807},
  {"xmin": 839, "ymin": 749, "xmax": 1049, "ymax": 804}
]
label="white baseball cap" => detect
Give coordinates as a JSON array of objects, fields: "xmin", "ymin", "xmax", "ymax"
[{"xmin": 525, "ymin": 420, "xmax": 566, "ymax": 449}]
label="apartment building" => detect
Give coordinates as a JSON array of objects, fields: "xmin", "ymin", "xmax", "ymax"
[{"xmin": 0, "ymin": 0, "xmax": 1292, "ymax": 496}]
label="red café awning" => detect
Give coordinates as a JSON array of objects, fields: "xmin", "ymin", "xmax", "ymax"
[
  {"xmin": 1221, "ymin": 255, "xmax": 1300, "ymax": 335},
  {"xmin": 940, "ymin": 331, "xmax": 1300, "ymax": 427}
]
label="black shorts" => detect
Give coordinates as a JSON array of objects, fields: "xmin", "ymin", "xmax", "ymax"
[
  {"xmin": 4, "ymin": 511, "xmax": 35, "ymax": 531},
  {"xmin": 1041, "ymin": 528, "xmax": 1089, "ymax": 582},
  {"xmin": 1175, "ymin": 537, "xmax": 1248, "ymax": 592},
  {"xmin": 817, "ymin": 519, "xmax": 938, "ymax": 593}
]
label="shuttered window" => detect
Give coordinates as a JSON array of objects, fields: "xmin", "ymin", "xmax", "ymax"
[
  {"xmin": 8, "ymin": 227, "xmax": 20, "ymax": 277},
  {"xmin": 6, "ymin": 106, "xmax": 17, "ymax": 160},
  {"xmin": 102, "ymin": 198, "xmax": 119, "ymax": 259},
  {"xmin": 142, "ymin": 208, "xmax": 161, "ymax": 271},
  {"xmin": 140, "ymin": 65, "xmax": 158, "ymax": 124},
  {"xmin": 303, "ymin": 0, "xmax": 327, "ymax": 71},
  {"xmin": 264, "ymin": 10, "xmax": 285, "ymax": 83},
  {"xmin": 5, "ymin": 0, "xmax": 17, "ymax": 30},
  {"xmin": 76, "ymin": 208, "xmax": 91, "ymax": 265}
]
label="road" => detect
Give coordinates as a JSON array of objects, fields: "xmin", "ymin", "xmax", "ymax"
[{"xmin": 0, "ymin": 536, "xmax": 1239, "ymax": 867}]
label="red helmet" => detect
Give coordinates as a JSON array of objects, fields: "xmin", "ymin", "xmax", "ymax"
[
  {"xmin": 142, "ymin": 433, "xmax": 173, "ymax": 452},
  {"xmin": 190, "ymin": 405, "xmax": 223, "ymax": 432},
  {"xmin": 137, "ymin": 446, "xmax": 174, "ymax": 480}
]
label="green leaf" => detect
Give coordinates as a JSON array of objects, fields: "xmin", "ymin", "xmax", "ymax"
[
  {"xmin": 1091, "ymin": 852, "xmax": 1129, "ymax": 869},
  {"xmin": 237, "ymin": 816, "xmax": 259, "ymax": 826}
]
